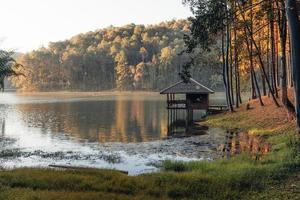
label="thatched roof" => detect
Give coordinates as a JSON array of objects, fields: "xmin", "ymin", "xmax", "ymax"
[{"xmin": 160, "ymin": 78, "xmax": 214, "ymax": 94}]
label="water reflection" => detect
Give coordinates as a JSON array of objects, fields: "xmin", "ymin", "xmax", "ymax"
[
  {"xmin": 0, "ymin": 93, "xmax": 229, "ymax": 175},
  {"xmin": 222, "ymin": 130, "xmax": 270, "ymax": 159},
  {"xmin": 2, "ymin": 95, "xmax": 168, "ymax": 143}
]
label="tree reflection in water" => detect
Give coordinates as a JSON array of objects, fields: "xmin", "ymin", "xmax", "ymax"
[{"xmin": 10, "ymin": 96, "xmax": 168, "ymax": 143}]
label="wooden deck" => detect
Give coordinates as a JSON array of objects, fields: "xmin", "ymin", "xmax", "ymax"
[
  {"xmin": 209, "ymin": 105, "xmax": 228, "ymax": 110},
  {"xmin": 167, "ymin": 100, "xmax": 228, "ymax": 111},
  {"xmin": 208, "ymin": 105, "xmax": 228, "ymax": 114}
]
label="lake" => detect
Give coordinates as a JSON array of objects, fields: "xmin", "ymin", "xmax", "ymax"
[{"xmin": 0, "ymin": 92, "xmax": 227, "ymax": 175}]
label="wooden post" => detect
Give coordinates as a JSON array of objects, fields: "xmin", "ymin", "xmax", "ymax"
[
  {"xmin": 186, "ymin": 108, "xmax": 189, "ymax": 132},
  {"xmin": 172, "ymin": 94, "xmax": 175, "ymax": 132},
  {"xmin": 167, "ymin": 109, "xmax": 170, "ymax": 134},
  {"xmin": 167, "ymin": 93, "xmax": 170, "ymax": 135},
  {"xmin": 170, "ymin": 93, "xmax": 173, "ymax": 133},
  {"xmin": 190, "ymin": 109, "xmax": 193, "ymax": 124}
]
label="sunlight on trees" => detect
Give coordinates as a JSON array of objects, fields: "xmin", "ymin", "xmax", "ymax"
[
  {"xmin": 183, "ymin": 0, "xmax": 300, "ymax": 131},
  {"xmin": 12, "ymin": 20, "xmax": 222, "ymax": 92}
]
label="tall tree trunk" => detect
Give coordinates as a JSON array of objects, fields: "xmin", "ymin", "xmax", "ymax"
[
  {"xmin": 234, "ymin": 12, "xmax": 240, "ymax": 108},
  {"xmin": 269, "ymin": 0, "xmax": 278, "ymax": 96},
  {"xmin": 253, "ymin": 67, "xmax": 264, "ymax": 106},
  {"xmin": 244, "ymin": 27, "xmax": 264, "ymax": 106},
  {"xmin": 238, "ymin": 74, "xmax": 242, "ymax": 104},
  {"xmin": 223, "ymin": 0, "xmax": 234, "ymax": 112},
  {"xmin": 238, "ymin": 2, "xmax": 280, "ymax": 107},
  {"xmin": 258, "ymin": 30, "xmax": 267, "ymax": 96},
  {"xmin": 267, "ymin": 22, "xmax": 272, "ymax": 96},
  {"xmin": 278, "ymin": 0, "xmax": 288, "ymax": 106},
  {"xmin": 287, "ymin": 34, "xmax": 293, "ymax": 87},
  {"xmin": 262, "ymin": 73, "xmax": 267, "ymax": 96},
  {"xmin": 226, "ymin": 22, "xmax": 234, "ymax": 111},
  {"xmin": 288, "ymin": 33, "xmax": 294, "ymax": 87},
  {"xmin": 222, "ymin": 28, "xmax": 231, "ymax": 112},
  {"xmin": 286, "ymin": 0, "xmax": 300, "ymax": 132},
  {"xmin": 229, "ymin": 31, "xmax": 235, "ymax": 105},
  {"xmin": 251, "ymin": 69, "xmax": 257, "ymax": 99},
  {"xmin": 250, "ymin": 0, "xmax": 257, "ymax": 100},
  {"xmin": 275, "ymin": 20, "xmax": 280, "ymax": 92}
]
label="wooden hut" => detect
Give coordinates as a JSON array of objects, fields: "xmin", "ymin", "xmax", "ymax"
[{"xmin": 160, "ymin": 78, "xmax": 214, "ymax": 133}]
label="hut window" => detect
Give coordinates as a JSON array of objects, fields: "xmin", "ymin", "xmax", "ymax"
[
  {"xmin": 188, "ymin": 94, "xmax": 206, "ymax": 103},
  {"xmin": 191, "ymin": 96, "xmax": 203, "ymax": 103}
]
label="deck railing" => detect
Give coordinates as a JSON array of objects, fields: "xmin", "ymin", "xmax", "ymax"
[{"xmin": 167, "ymin": 100, "xmax": 187, "ymax": 109}]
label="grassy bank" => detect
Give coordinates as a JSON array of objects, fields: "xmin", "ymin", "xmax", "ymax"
[
  {"xmin": 0, "ymin": 97, "xmax": 299, "ymax": 200},
  {"xmin": 162, "ymin": 97, "xmax": 300, "ymax": 199}
]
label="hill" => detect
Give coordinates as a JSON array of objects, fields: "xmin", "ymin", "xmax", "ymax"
[{"xmin": 11, "ymin": 19, "xmax": 222, "ymax": 92}]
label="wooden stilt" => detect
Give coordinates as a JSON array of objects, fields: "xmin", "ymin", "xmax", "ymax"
[
  {"xmin": 185, "ymin": 108, "xmax": 189, "ymax": 132},
  {"xmin": 190, "ymin": 109, "xmax": 193, "ymax": 125},
  {"xmin": 167, "ymin": 94, "xmax": 170, "ymax": 135}
]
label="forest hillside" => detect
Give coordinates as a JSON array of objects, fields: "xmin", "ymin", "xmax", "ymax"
[{"xmin": 12, "ymin": 19, "xmax": 223, "ymax": 92}]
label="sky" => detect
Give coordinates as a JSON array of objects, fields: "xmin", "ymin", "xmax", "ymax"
[{"xmin": 0, "ymin": 0, "xmax": 192, "ymax": 53}]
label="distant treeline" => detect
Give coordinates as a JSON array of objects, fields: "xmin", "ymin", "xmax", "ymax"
[{"xmin": 12, "ymin": 19, "xmax": 222, "ymax": 92}]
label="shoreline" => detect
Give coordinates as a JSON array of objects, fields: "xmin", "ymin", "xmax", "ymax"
[
  {"xmin": 0, "ymin": 96, "xmax": 299, "ymax": 199},
  {"xmin": 14, "ymin": 91, "xmax": 161, "ymax": 97},
  {"xmin": 0, "ymin": 127, "xmax": 226, "ymax": 176}
]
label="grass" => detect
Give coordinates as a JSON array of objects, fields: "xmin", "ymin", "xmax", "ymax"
[{"xmin": 0, "ymin": 96, "xmax": 299, "ymax": 199}]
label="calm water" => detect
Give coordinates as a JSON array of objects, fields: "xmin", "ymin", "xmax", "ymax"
[
  {"xmin": 0, "ymin": 94, "xmax": 168, "ymax": 143},
  {"xmin": 0, "ymin": 92, "xmax": 226, "ymax": 175}
]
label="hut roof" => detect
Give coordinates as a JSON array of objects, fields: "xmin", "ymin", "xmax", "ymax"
[{"xmin": 160, "ymin": 78, "xmax": 214, "ymax": 94}]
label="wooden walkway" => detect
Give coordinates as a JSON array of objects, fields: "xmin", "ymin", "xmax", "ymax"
[
  {"xmin": 209, "ymin": 105, "xmax": 228, "ymax": 110},
  {"xmin": 208, "ymin": 105, "xmax": 228, "ymax": 114}
]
